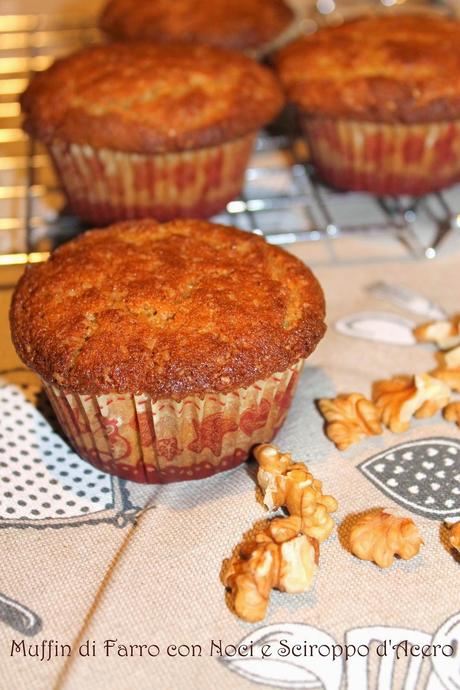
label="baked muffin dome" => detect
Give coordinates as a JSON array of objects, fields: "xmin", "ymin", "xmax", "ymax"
[
  {"xmin": 99, "ymin": 0, "xmax": 294, "ymax": 52},
  {"xmin": 21, "ymin": 42, "xmax": 284, "ymax": 154},
  {"xmin": 276, "ymin": 15, "xmax": 460, "ymax": 124},
  {"xmin": 10, "ymin": 219, "xmax": 326, "ymax": 398}
]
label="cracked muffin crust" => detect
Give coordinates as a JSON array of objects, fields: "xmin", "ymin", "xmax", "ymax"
[
  {"xmin": 21, "ymin": 41, "xmax": 284, "ymax": 154},
  {"xmin": 275, "ymin": 15, "xmax": 460, "ymax": 124},
  {"xmin": 10, "ymin": 219, "xmax": 326, "ymax": 399},
  {"xmin": 99, "ymin": 0, "xmax": 294, "ymax": 53}
]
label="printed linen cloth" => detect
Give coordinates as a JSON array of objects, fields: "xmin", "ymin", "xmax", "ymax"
[{"xmin": 1, "ymin": 240, "xmax": 459, "ymax": 690}]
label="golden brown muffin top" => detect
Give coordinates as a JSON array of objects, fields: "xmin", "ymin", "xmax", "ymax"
[
  {"xmin": 10, "ymin": 220, "xmax": 326, "ymax": 398},
  {"xmin": 21, "ymin": 42, "xmax": 284, "ymax": 153},
  {"xmin": 276, "ymin": 15, "xmax": 460, "ymax": 123},
  {"xmin": 99, "ymin": 0, "xmax": 294, "ymax": 52}
]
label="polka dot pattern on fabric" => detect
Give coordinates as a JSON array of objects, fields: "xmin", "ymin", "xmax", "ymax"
[
  {"xmin": 0, "ymin": 383, "xmax": 114, "ymax": 521},
  {"xmin": 359, "ymin": 437, "xmax": 460, "ymax": 519}
]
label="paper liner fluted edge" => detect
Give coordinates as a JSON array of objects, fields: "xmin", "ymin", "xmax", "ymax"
[
  {"xmin": 48, "ymin": 134, "xmax": 255, "ymax": 225},
  {"xmin": 42, "ymin": 360, "xmax": 304, "ymax": 484},
  {"xmin": 302, "ymin": 116, "xmax": 460, "ymax": 196}
]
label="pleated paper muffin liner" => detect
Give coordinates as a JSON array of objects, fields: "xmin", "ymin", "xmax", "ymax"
[
  {"xmin": 42, "ymin": 360, "xmax": 303, "ymax": 484},
  {"xmin": 48, "ymin": 134, "xmax": 255, "ymax": 225},
  {"xmin": 301, "ymin": 116, "xmax": 460, "ymax": 196}
]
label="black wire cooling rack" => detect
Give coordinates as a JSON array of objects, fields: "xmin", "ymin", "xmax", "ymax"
[{"xmin": 1, "ymin": 11, "xmax": 460, "ymax": 267}]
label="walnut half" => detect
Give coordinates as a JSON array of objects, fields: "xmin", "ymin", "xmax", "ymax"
[
  {"xmin": 372, "ymin": 373, "xmax": 450, "ymax": 433},
  {"xmin": 254, "ymin": 444, "xmax": 338, "ymax": 543},
  {"xmin": 439, "ymin": 344, "xmax": 460, "ymax": 370},
  {"xmin": 432, "ymin": 344, "xmax": 460, "ymax": 393},
  {"xmin": 222, "ymin": 517, "xmax": 319, "ymax": 622},
  {"xmin": 318, "ymin": 393, "xmax": 382, "ymax": 450},
  {"xmin": 413, "ymin": 315, "xmax": 460, "ymax": 350},
  {"xmin": 253, "ymin": 443, "xmax": 297, "ymax": 510},
  {"xmin": 444, "ymin": 402, "xmax": 460, "ymax": 428},
  {"xmin": 433, "ymin": 369, "xmax": 460, "ymax": 393},
  {"xmin": 349, "ymin": 509, "xmax": 423, "ymax": 568},
  {"xmin": 449, "ymin": 522, "xmax": 460, "ymax": 552}
]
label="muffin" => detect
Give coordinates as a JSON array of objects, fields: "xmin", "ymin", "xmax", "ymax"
[
  {"xmin": 10, "ymin": 219, "xmax": 326, "ymax": 484},
  {"xmin": 99, "ymin": 0, "xmax": 294, "ymax": 55},
  {"xmin": 276, "ymin": 15, "xmax": 460, "ymax": 196},
  {"xmin": 21, "ymin": 42, "xmax": 284, "ymax": 225}
]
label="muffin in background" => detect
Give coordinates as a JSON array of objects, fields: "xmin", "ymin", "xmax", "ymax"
[
  {"xmin": 276, "ymin": 15, "xmax": 460, "ymax": 196},
  {"xmin": 21, "ymin": 42, "xmax": 284, "ymax": 225},
  {"xmin": 99, "ymin": 0, "xmax": 295, "ymax": 55},
  {"xmin": 10, "ymin": 219, "xmax": 326, "ymax": 484}
]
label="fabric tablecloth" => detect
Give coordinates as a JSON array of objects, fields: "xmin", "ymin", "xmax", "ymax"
[
  {"xmin": 2, "ymin": 2, "xmax": 460, "ymax": 688},
  {"xmin": 1, "ymin": 239, "xmax": 459, "ymax": 690}
]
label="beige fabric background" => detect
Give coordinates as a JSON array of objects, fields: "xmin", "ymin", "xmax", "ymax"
[
  {"xmin": 1, "ymin": 243, "xmax": 459, "ymax": 690},
  {"xmin": 1, "ymin": 1, "xmax": 460, "ymax": 688}
]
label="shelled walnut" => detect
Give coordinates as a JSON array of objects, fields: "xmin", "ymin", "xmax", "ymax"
[
  {"xmin": 432, "ymin": 343, "xmax": 460, "ymax": 392},
  {"xmin": 433, "ymin": 368, "xmax": 460, "ymax": 393},
  {"xmin": 252, "ymin": 443, "xmax": 295, "ymax": 509},
  {"xmin": 254, "ymin": 444, "xmax": 338, "ymax": 543},
  {"xmin": 222, "ymin": 517, "xmax": 319, "ymax": 622},
  {"xmin": 439, "ymin": 344, "xmax": 460, "ymax": 369},
  {"xmin": 224, "ymin": 444, "xmax": 336, "ymax": 622},
  {"xmin": 349, "ymin": 509, "xmax": 423, "ymax": 568},
  {"xmin": 372, "ymin": 373, "xmax": 450, "ymax": 433},
  {"xmin": 448, "ymin": 522, "xmax": 460, "ymax": 552},
  {"xmin": 414, "ymin": 315, "xmax": 460, "ymax": 350},
  {"xmin": 444, "ymin": 402, "xmax": 460, "ymax": 427},
  {"xmin": 318, "ymin": 393, "xmax": 382, "ymax": 450}
]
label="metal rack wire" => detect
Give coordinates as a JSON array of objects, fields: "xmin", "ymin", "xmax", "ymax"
[{"xmin": 1, "ymin": 11, "xmax": 460, "ymax": 266}]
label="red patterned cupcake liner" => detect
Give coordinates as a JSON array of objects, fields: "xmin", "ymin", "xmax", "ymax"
[
  {"xmin": 42, "ymin": 360, "xmax": 303, "ymax": 484},
  {"xmin": 302, "ymin": 116, "xmax": 460, "ymax": 196},
  {"xmin": 48, "ymin": 134, "xmax": 255, "ymax": 225}
]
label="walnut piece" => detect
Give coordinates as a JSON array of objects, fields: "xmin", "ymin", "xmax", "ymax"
[
  {"xmin": 318, "ymin": 393, "xmax": 382, "ymax": 450},
  {"xmin": 439, "ymin": 344, "xmax": 460, "ymax": 369},
  {"xmin": 372, "ymin": 373, "xmax": 450, "ymax": 433},
  {"xmin": 253, "ymin": 444, "xmax": 295, "ymax": 509},
  {"xmin": 254, "ymin": 443, "xmax": 338, "ymax": 543},
  {"xmin": 349, "ymin": 509, "xmax": 423, "ymax": 568},
  {"xmin": 448, "ymin": 522, "xmax": 460, "ymax": 552},
  {"xmin": 433, "ymin": 368, "xmax": 460, "ymax": 393},
  {"xmin": 224, "ymin": 444, "xmax": 336, "ymax": 622},
  {"xmin": 432, "ymin": 344, "xmax": 460, "ymax": 393},
  {"xmin": 223, "ymin": 517, "xmax": 319, "ymax": 622},
  {"xmin": 444, "ymin": 402, "xmax": 460, "ymax": 427},
  {"xmin": 413, "ymin": 315, "xmax": 460, "ymax": 350}
]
